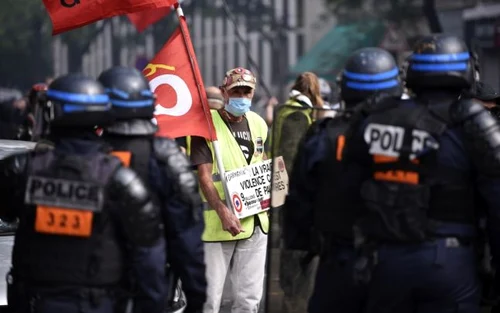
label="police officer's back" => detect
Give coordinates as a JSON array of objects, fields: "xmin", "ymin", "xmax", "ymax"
[
  {"xmin": 0, "ymin": 74, "xmax": 167, "ymax": 313},
  {"xmin": 345, "ymin": 34, "xmax": 500, "ymax": 313},
  {"xmin": 284, "ymin": 47, "xmax": 403, "ymax": 313},
  {"xmin": 97, "ymin": 67, "xmax": 206, "ymax": 313}
]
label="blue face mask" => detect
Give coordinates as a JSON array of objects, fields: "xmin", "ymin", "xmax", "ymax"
[{"xmin": 225, "ymin": 98, "xmax": 252, "ymax": 116}]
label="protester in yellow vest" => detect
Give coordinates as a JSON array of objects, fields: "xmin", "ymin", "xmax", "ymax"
[
  {"xmin": 272, "ymin": 72, "xmax": 325, "ymax": 313},
  {"xmin": 272, "ymin": 72, "xmax": 323, "ymax": 173},
  {"xmin": 190, "ymin": 67, "xmax": 269, "ymax": 313}
]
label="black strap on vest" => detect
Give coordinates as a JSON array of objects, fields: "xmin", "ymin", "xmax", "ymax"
[{"xmin": 106, "ymin": 136, "xmax": 152, "ymax": 188}]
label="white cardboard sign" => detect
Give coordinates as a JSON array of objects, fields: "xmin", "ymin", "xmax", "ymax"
[
  {"xmin": 224, "ymin": 157, "xmax": 288, "ymax": 219},
  {"xmin": 271, "ymin": 156, "xmax": 289, "ymax": 208}
]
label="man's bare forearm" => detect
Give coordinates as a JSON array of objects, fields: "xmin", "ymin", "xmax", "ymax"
[{"xmin": 199, "ymin": 174, "xmax": 228, "ymax": 217}]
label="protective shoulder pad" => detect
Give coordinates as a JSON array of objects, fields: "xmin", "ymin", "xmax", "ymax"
[
  {"xmin": 153, "ymin": 137, "xmax": 202, "ymax": 218},
  {"xmin": 451, "ymin": 98, "xmax": 500, "ymax": 176},
  {"xmin": 109, "ymin": 166, "xmax": 162, "ymax": 246}
]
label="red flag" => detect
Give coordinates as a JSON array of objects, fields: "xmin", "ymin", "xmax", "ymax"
[
  {"xmin": 127, "ymin": 7, "xmax": 172, "ymax": 33},
  {"xmin": 43, "ymin": 0, "xmax": 177, "ymax": 35},
  {"xmin": 144, "ymin": 15, "xmax": 216, "ymax": 141}
]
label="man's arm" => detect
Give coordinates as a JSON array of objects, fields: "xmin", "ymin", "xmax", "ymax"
[
  {"xmin": 190, "ymin": 135, "xmax": 243, "ymax": 236},
  {"xmin": 198, "ymin": 163, "xmax": 243, "ymax": 236},
  {"xmin": 198, "ymin": 163, "xmax": 226, "ymax": 216},
  {"xmin": 108, "ymin": 166, "xmax": 166, "ymax": 313},
  {"xmin": 149, "ymin": 142, "xmax": 207, "ymax": 313}
]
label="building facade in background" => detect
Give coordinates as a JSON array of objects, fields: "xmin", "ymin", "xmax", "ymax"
[
  {"xmin": 51, "ymin": 0, "xmax": 500, "ymax": 94},
  {"xmin": 463, "ymin": 2, "xmax": 500, "ymax": 90},
  {"xmin": 51, "ymin": 0, "xmax": 334, "ymax": 100}
]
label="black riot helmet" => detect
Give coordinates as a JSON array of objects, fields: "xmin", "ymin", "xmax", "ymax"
[
  {"xmin": 98, "ymin": 66, "xmax": 156, "ymax": 120},
  {"xmin": 340, "ymin": 47, "xmax": 402, "ymax": 107},
  {"xmin": 405, "ymin": 34, "xmax": 475, "ymax": 91},
  {"xmin": 45, "ymin": 73, "xmax": 113, "ymax": 129}
]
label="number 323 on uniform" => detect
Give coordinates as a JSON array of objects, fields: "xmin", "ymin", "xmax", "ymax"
[{"xmin": 24, "ymin": 176, "xmax": 104, "ymax": 238}]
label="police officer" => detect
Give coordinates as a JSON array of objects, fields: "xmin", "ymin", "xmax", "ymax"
[
  {"xmin": 318, "ymin": 77, "xmax": 340, "ymax": 118},
  {"xmin": 342, "ymin": 34, "xmax": 500, "ymax": 313},
  {"xmin": 97, "ymin": 66, "xmax": 207, "ymax": 313},
  {"xmin": 0, "ymin": 73, "xmax": 167, "ymax": 313},
  {"xmin": 283, "ymin": 47, "xmax": 403, "ymax": 313}
]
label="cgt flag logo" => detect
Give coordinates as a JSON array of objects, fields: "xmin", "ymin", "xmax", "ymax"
[
  {"xmin": 144, "ymin": 63, "xmax": 192, "ymax": 117},
  {"xmin": 143, "ymin": 25, "xmax": 214, "ymax": 140}
]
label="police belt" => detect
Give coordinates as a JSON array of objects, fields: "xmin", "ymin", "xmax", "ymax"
[
  {"xmin": 321, "ymin": 221, "xmax": 476, "ymax": 250},
  {"xmin": 15, "ymin": 279, "xmax": 118, "ymax": 298},
  {"xmin": 431, "ymin": 220, "xmax": 476, "ymax": 238}
]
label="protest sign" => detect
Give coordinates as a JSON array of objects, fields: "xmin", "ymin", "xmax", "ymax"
[
  {"xmin": 224, "ymin": 156, "xmax": 288, "ymax": 219},
  {"xmin": 271, "ymin": 156, "xmax": 289, "ymax": 208}
]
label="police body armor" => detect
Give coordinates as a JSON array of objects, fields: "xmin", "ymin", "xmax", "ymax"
[
  {"xmin": 104, "ymin": 121, "xmax": 201, "ymax": 215},
  {"xmin": 12, "ymin": 148, "xmax": 124, "ymax": 286},
  {"xmin": 306, "ymin": 96, "xmax": 399, "ymax": 245},
  {"xmin": 348, "ymin": 97, "xmax": 487, "ymax": 244},
  {"xmin": 310, "ymin": 113, "xmax": 368, "ymax": 244}
]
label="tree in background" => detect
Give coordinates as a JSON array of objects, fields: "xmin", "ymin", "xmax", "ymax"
[
  {"xmin": 0, "ymin": 0, "xmax": 119, "ymax": 91},
  {"xmin": 324, "ymin": 0, "xmax": 442, "ymax": 34},
  {"xmin": 0, "ymin": 0, "xmax": 52, "ymax": 90}
]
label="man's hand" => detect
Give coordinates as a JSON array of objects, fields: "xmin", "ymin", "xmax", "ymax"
[{"xmin": 217, "ymin": 204, "xmax": 244, "ymax": 236}]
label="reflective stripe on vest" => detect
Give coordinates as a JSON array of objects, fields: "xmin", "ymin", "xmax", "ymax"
[
  {"xmin": 186, "ymin": 136, "xmax": 192, "ymax": 157},
  {"xmin": 201, "ymin": 110, "xmax": 270, "ymax": 242}
]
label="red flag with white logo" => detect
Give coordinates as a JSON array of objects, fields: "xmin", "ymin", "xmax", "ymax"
[
  {"xmin": 144, "ymin": 13, "xmax": 216, "ymax": 141},
  {"xmin": 42, "ymin": 0, "xmax": 176, "ymax": 35}
]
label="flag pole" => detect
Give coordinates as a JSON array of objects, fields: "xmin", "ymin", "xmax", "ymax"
[{"xmin": 174, "ymin": 3, "xmax": 232, "ymax": 210}]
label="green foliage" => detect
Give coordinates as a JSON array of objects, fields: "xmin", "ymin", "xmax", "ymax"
[{"xmin": 0, "ymin": 0, "xmax": 52, "ymax": 90}]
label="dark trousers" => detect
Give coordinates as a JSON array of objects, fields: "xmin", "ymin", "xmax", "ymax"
[
  {"xmin": 33, "ymin": 296, "xmax": 116, "ymax": 313},
  {"xmin": 364, "ymin": 238, "xmax": 480, "ymax": 313},
  {"xmin": 308, "ymin": 245, "xmax": 368, "ymax": 313},
  {"xmin": 8, "ymin": 285, "xmax": 119, "ymax": 313}
]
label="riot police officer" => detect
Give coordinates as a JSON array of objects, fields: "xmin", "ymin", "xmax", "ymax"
[
  {"xmin": 343, "ymin": 34, "xmax": 500, "ymax": 313},
  {"xmin": 0, "ymin": 73, "xmax": 167, "ymax": 313},
  {"xmin": 283, "ymin": 47, "xmax": 403, "ymax": 313},
  {"xmin": 97, "ymin": 66, "xmax": 206, "ymax": 313}
]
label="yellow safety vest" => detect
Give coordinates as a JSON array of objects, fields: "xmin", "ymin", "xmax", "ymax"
[
  {"xmin": 270, "ymin": 99, "xmax": 313, "ymax": 158},
  {"xmin": 201, "ymin": 110, "xmax": 270, "ymax": 242}
]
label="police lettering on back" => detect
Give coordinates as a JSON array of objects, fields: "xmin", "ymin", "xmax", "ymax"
[
  {"xmin": 364, "ymin": 123, "xmax": 440, "ymax": 159},
  {"xmin": 25, "ymin": 176, "xmax": 103, "ymax": 212}
]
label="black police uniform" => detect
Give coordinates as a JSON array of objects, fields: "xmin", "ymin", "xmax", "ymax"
[
  {"xmin": 283, "ymin": 47, "xmax": 403, "ymax": 313},
  {"xmin": 343, "ymin": 34, "xmax": 500, "ymax": 313},
  {"xmin": 0, "ymin": 74, "xmax": 167, "ymax": 313},
  {"xmin": 97, "ymin": 67, "xmax": 206, "ymax": 313}
]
